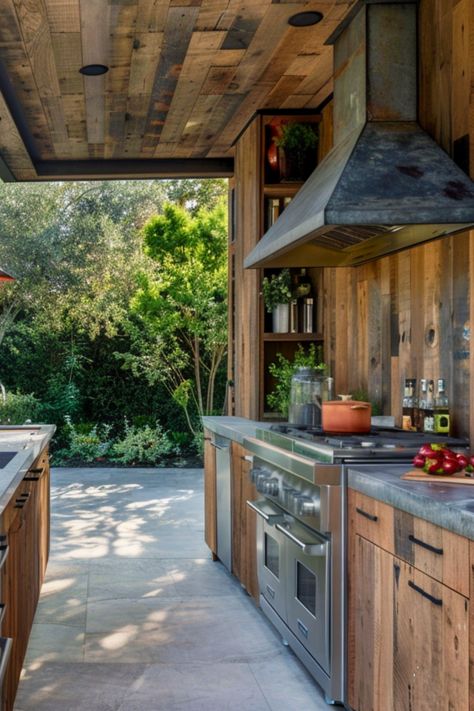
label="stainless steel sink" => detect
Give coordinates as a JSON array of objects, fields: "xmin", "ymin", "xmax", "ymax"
[{"xmin": 0, "ymin": 452, "xmax": 17, "ymax": 468}]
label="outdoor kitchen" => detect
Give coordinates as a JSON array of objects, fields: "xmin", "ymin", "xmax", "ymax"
[
  {"xmin": 204, "ymin": 0, "xmax": 474, "ymax": 708},
  {"xmin": 0, "ymin": 0, "xmax": 473, "ymax": 708}
]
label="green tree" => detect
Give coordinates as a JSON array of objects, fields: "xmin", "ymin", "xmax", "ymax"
[{"xmin": 122, "ymin": 201, "xmax": 228, "ymax": 435}]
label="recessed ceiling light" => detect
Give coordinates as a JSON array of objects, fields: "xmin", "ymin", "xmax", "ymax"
[
  {"xmin": 79, "ymin": 64, "xmax": 109, "ymax": 76},
  {"xmin": 288, "ymin": 11, "xmax": 323, "ymax": 27}
]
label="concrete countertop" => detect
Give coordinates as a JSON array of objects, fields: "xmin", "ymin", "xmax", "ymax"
[
  {"xmin": 0, "ymin": 424, "xmax": 55, "ymax": 516},
  {"xmin": 201, "ymin": 416, "xmax": 271, "ymax": 444},
  {"xmin": 348, "ymin": 463, "xmax": 474, "ymax": 540}
]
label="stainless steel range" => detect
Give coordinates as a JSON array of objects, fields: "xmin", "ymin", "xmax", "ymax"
[{"xmin": 243, "ymin": 425, "xmax": 468, "ymax": 706}]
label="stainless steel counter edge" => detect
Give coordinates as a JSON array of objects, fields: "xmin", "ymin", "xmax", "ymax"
[
  {"xmin": 201, "ymin": 416, "xmax": 271, "ymax": 444},
  {"xmin": 348, "ymin": 464, "xmax": 474, "ymax": 541},
  {"xmin": 0, "ymin": 425, "xmax": 56, "ymax": 516}
]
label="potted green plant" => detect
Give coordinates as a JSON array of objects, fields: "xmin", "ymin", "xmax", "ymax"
[
  {"xmin": 267, "ymin": 344, "xmax": 326, "ymax": 417},
  {"xmin": 274, "ymin": 122, "xmax": 319, "ymax": 181},
  {"xmin": 262, "ymin": 269, "xmax": 292, "ymax": 333}
]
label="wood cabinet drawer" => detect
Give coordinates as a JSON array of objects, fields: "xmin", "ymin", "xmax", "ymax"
[
  {"xmin": 394, "ymin": 508, "xmax": 469, "ymax": 597},
  {"xmin": 349, "ymin": 489, "xmax": 470, "ymax": 597},
  {"xmin": 348, "ymin": 489, "xmax": 394, "ymax": 553}
]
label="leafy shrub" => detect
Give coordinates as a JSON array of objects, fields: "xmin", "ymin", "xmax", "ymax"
[
  {"xmin": 110, "ymin": 419, "xmax": 177, "ymax": 465},
  {"xmin": 267, "ymin": 344, "xmax": 326, "ymax": 417},
  {"xmin": 54, "ymin": 417, "xmax": 113, "ymax": 464},
  {"xmin": 0, "ymin": 391, "xmax": 43, "ymax": 425}
]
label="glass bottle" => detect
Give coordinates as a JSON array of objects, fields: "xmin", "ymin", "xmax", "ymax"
[
  {"xmin": 423, "ymin": 379, "xmax": 435, "ymax": 434},
  {"xmin": 402, "ymin": 378, "xmax": 416, "ymax": 430},
  {"xmin": 414, "ymin": 378, "xmax": 427, "ymax": 432},
  {"xmin": 434, "ymin": 378, "xmax": 450, "ymax": 434}
]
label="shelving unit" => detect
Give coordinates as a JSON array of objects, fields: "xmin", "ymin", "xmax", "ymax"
[
  {"xmin": 230, "ymin": 107, "xmax": 333, "ymax": 420},
  {"xmin": 258, "ymin": 113, "xmax": 324, "ymax": 420}
]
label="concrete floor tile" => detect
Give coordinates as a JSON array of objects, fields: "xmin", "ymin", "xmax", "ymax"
[
  {"xmin": 163, "ymin": 558, "xmax": 240, "ymax": 596},
  {"xmin": 34, "ymin": 573, "xmax": 88, "ymax": 627},
  {"xmin": 249, "ymin": 653, "xmax": 330, "ymax": 710},
  {"xmin": 88, "ymin": 559, "xmax": 177, "ymax": 601},
  {"xmin": 116, "ymin": 663, "xmax": 271, "ymax": 711},
  {"xmin": 15, "ymin": 662, "xmax": 145, "ymax": 711},
  {"xmin": 24, "ymin": 624, "xmax": 85, "ymax": 664},
  {"xmin": 85, "ymin": 595, "xmax": 280, "ymax": 665}
]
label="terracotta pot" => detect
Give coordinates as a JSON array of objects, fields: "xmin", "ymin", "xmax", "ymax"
[{"xmin": 322, "ymin": 398, "xmax": 372, "ymax": 433}]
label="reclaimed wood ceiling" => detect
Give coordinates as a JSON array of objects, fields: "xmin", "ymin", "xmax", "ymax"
[{"xmin": 0, "ymin": 0, "xmax": 354, "ymax": 180}]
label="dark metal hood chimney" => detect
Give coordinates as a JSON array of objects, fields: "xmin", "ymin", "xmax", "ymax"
[{"xmin": 244, "ymin": 1, "xmax": 474, "ymax": 269}]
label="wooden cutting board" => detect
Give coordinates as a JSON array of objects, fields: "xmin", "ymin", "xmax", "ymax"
[{"xmin": 402, "ymin": 469, "xmax": 474, "ymax": 484}]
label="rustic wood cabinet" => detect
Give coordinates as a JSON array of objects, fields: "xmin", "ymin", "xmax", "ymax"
[
  {"xmin": 203, "ymin": 430, "xmax": 217, "ymax": 557},
  {"xmin": 231, "ymin": 442, "xmax": 259, "ymax": 602},
  {"xmin": 203, "ymin": 435, "xmax": 259, "ymax": 602},
  {"xmin": 348, "ymin": 489, "xmax": 470, "ymax": 711},
  {"xmin": 1, "ymin": 446, "xmax": 50, "ymax": 711}
]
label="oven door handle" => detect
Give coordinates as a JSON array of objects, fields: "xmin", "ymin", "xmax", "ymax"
[
  {"xmin": 246, "ymin": 499, "xmax": 285, "ymax": 525},
  {"xmin": 275, "ymin": 522, "xmax": 328, "ymax": 557}
]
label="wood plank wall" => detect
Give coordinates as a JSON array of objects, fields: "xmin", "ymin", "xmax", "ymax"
[
  {"xmin": 323, "ymin": 0, "xmax": 474, "ymax": 440},
  {"xmin": 233, "ymin": 118, "xmax": 261, "ymax": 419}
]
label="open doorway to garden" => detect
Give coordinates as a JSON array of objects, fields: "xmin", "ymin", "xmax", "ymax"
[{"xmin": 0, "ymin": 178, "xmax": 228, "ymax": 468}]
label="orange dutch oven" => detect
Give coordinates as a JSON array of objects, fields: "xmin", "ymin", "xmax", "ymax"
[{"xmin": 322, "ymin": 395, "xmax": 372, "ymax": 434}]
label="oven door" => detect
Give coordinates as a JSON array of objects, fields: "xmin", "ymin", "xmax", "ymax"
[
  {"xmin": 247, "ymin": 499, "xmax": 287, "ymax": 622},
  {"xmin": 276, "ymin": 518, "xmax": 331, "ymax": 675}
]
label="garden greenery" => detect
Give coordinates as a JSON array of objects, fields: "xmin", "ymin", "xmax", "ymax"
[{"xmin": 0, "ymin": 179, "xmax": 228, "ymax": 464}]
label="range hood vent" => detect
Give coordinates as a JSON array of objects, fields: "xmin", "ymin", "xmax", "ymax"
[{"xmin": 244, "ymin": 1, "xmax": 474, "ymax": 269}]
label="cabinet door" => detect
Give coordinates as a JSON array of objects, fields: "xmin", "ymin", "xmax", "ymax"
[
  {"xmin": 203, "ymin": 432, "xmax": 217, "ymax": 555},
  {"xmin": 348, "ymin": 534, "xmax": 394, "ymax": 711},
  {"xmin": 231, "ymin": 443, "xmax": 259, "ymax": 601},
  {"xmin": 349, "ymin": 534, "xmax": 469, "ymax": 711},
  {"xmin": 393, "ymin": 559, "xmax": 469, "ymax": 711}
]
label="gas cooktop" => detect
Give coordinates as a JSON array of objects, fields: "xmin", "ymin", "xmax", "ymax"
[{"xmin": 256, "ymin": 424, "xmax": 469, "ymax": 464}]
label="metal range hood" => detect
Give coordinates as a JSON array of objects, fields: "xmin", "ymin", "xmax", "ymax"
[{"xmin": 244, "ymin": 1, "xmax": 474, "ymax": 269}]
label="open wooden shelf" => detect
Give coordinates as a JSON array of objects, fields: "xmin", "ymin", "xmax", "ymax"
[
  {"xmin": 263, "ymin": 332, "xmax": 323, "ymax": 342},
  {"xmin": 263, "ymin": 183, "xmax": 304, "ymax": 198}
]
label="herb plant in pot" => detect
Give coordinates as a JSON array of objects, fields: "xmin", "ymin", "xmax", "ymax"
[
  {"xmin": 262, "ymin": 268, "xmax": 292, "ymax": 333},
  {"xmin": 274, "ymin": 122, "xmax": 319, "ymax": 182}
]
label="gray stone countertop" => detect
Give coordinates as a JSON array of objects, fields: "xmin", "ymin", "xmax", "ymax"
[
  {"xmin": 201, "ymin": 416, "xmax": 271, "ymax": 444},
  {"xmin": 0, "ymin": 424, "xmax": 56, "ymax": 515},
  {"xmin": 348, "ymin": 464, "xmax": 474, "ymax": 540}
]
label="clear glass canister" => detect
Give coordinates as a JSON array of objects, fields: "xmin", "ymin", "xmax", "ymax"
[{"xmin": 288, "ymin": 367, "xmax": 330, "ymax": 427}]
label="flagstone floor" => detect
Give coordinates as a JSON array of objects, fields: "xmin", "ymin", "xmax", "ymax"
[{"xmin": 14, "ymin": 467, "xmax": 329, "ymax": 710}]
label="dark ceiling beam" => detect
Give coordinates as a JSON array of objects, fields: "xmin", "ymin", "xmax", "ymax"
[{"xmin": 34, "ymin": 158, "xmax": 234, "ymax": 180}]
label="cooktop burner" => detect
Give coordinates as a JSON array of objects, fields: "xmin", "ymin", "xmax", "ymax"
[{"xmin": 268, "ymin": 423, "xmax": 469, "ymax": 452}]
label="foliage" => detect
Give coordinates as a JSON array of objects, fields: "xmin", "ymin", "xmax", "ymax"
[
  {"xmin": 54, "ymin": 418, "xmax": 113, "ymax": 464},
  {"xmin": 274, "ymin": 123, "xmax": 319, "ymax": 153},
  {"xmin": 0, "ymin": 391, "xmax": 43, "ymax": 425},
  {"xmin": 121, "ymin": 201, "xmax": 228, "ymax": 435},
  {"xmin": 267, "ymin": 344, "xmax": 326, "ymax": 417},
  {"xmin": 0, "ymin": 179, "xmax": 227, "ymax": 459},
  {"xmin": 110, "ymin": 419, "xmax": 177, "ymax": 465},
  {"xmin": 351, "ymin": 388, "xmax": 382, "ymax": 417},
  {"xmin": 262, "ymin": 269, "xmax": 292, "ymax": 312}
]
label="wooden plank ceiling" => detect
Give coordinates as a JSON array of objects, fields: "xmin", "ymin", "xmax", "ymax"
[{"xmin": 0, "ymin": 0, "xmax": 354, "ymax": 180}]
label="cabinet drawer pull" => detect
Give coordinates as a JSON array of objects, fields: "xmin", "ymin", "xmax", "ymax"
[
  {"xmin": 408, "ymin": 534, "xmax": 443, "ymax": 556},
  {"xmin": 266, "ymin": 584, "xmax": 275, "ymax": 599},
  {"xmin": 0, "ymin": 544, "xmax": 8, "ymax": 571},
  {"xmin": 355, "ymin": 507, "xmax": 378, "ymax": 522},
  {"xmin": 408, "ymin": 580, "xmax": 442, "ymax": 606},
  {"xmin": 297, "ymin": 619, "xmax": 309, "ymax": 639},
  {"xmin": 0, "ymin": 637, "xmax": 12, "ymax": 686}
]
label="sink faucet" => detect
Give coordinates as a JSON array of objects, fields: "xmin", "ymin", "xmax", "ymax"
[{"xmin": 0, "ymin": 383, "xmax": 6, "ymax": 406}]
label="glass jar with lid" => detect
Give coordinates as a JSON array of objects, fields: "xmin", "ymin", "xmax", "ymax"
[{"xmin": 288, "ymin": 367, "xmax": 332, "ymax": 427}]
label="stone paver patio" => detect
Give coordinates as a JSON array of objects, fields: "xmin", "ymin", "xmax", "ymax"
[{"xmin": 14, "ymin": 468, "xmax": 329, "ymax": 710}]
